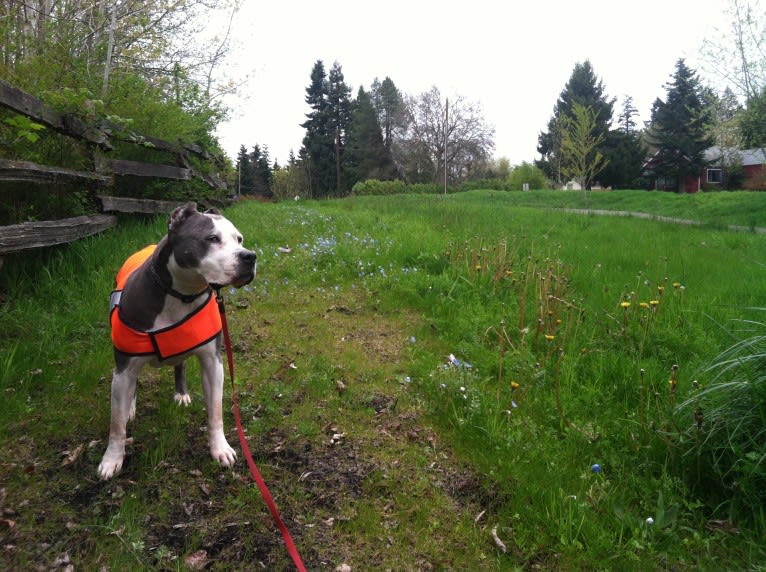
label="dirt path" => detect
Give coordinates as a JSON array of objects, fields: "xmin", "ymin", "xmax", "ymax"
[
  {"xmin": 0, "ymin": 284, "xmax": 505, "ymax": 571},
  {"xmin": 556, "ymin": 207, "xmax": 766, "ymax": 234}
]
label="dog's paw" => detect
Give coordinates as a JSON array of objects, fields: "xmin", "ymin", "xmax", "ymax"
[
  {"xmin": 210, "ymin": 438, "xmax": 237, "ymax": 468},
  {"xmin": 97, "ymin": 456, "xmax": 124, "ymax": 480},
  {"xmin": 174, "ymin": 392, "xmax": 192, "ymax": 406}
]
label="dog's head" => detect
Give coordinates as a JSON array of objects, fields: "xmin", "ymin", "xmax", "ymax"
[{"xmin": 167, "ymin": 203, "xmax": 256, "ymax": 289}]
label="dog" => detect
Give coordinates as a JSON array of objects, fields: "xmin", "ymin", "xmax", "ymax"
[{"xmin": 98, "ymin": 203, "xmax": 256, "ymax": 480}]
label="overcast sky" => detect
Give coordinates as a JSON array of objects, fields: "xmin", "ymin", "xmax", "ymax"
[{"xmin": 214, "ymin": 0, "xmax": 729, "ymax": 166}]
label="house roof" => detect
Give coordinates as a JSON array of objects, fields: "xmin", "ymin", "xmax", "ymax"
[{"xmin": 705, "ymin": 146, "xmax": 766, "ymax": 167}]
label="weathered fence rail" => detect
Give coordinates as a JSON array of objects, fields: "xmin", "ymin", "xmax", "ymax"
[
  {"xmin": 0, "ymin": 78, "xmax": 228, "ymax": 257},
  {"xmin": 0, "ymin": 214, "xmax": 118, "ymax": 254}
]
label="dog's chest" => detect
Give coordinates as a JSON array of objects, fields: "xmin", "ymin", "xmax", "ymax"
[{"xmin": 150, "ymin": 295, "xmax": 207, "ymax": 330}]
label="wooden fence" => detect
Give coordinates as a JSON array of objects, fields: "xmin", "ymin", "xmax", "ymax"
[{"xmin": 0, "ymin": 78, "xmax": 229, "ymax": 257}]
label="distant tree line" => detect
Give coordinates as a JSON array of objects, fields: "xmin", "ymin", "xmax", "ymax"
[
  {"xmin": 237, "ymin": 60, "xmax": 500, "ymax": 199},
  {"xmin": 537, "ymin": 1, "xmax": 766, "ymax": 193}
]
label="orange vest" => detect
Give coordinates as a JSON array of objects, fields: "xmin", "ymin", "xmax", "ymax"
[{"xmin": 110, "ymin": 245, "xmax": 222, "ymax": 360}]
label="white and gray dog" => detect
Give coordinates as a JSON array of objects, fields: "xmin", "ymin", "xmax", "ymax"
[{"xmin": 98, "ymin": 203, "xmax": 256, "ymax": 480}]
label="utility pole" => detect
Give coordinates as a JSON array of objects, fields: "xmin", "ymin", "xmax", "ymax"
[{"xmin": 444, "ymin": 97, "xmax": 448, "ymax": 195}]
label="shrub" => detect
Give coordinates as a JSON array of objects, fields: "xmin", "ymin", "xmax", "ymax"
[
  {"xmin": 508, "ymin": 162, "xmax": 548, "ymax": 190},
  {"xmin": 351, "ymin": 179, "xmax": 443, "ymax": 195}
]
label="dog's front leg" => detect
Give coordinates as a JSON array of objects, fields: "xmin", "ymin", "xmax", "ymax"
[
  {"xmin": 98, "ymin": 366, "xmax": 138, "ymax": 480},
  {"xmin": 199, "ymin": 352, "xmax": 237, "ymax": 468}
]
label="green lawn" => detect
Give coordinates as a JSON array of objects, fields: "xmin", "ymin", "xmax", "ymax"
[{"xmin": 2, "ymin": 190, "xmax": 766, "ymax": 570}]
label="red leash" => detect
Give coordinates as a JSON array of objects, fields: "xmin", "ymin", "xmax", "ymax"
[{"xmin": 216, "ymin": 291, "xmax": 308, "ymax": 572}]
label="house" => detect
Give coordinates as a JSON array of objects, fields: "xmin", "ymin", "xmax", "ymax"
[
  {"xmin": 562, "ymin": 179, "xmax": 582, "ymax": 191},
  {"xmin": 643, "ymin": 147, "xmax": 766, "ymax": 192},
  {"xmin": 704, "ymin": 147, "xmax": 766, "ymax": 190}
]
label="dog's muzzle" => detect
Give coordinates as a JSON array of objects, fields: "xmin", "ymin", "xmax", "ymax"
[{"xmin": 233, "ymin": 249, "xmax": 257, "ymax": 287}]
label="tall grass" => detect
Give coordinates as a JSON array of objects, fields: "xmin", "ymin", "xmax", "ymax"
[
  {"xmin": 276, "ymin": 191, "xmax": 766, "ymax": 562},
  {"xmin": 0, "ymin": 215, "xmax": 167, "ymax": 424},
  {"xmin": 677, "ymin": 312, "xmax": 766, "ymax": 524}
]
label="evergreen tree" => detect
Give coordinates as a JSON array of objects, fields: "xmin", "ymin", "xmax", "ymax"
[
  {"xmin": 326, "ymin": 61, "xmax": 353, "ymax": 194},
  {"xmin": 236, "ymin": 144, "xmax": 255, "ymax": 195},
  {"xmin": 251, "ymin": 144, "xmax": 273, "ymax": 196},
  {"xmin": 537, "ymin": 60, "xmax": 614, "ymax": 185},
  {"xmin": 344, "ymin": 87, "xmax": 397, "ymax": 186},
  {"xmin": 371, "ymin": 76, "xmax": 406, "ymax": 153},
  {"xmin": 617, "ymin": 95, "xmax": 639, "ymax": 135},
  {"xmin": 300, "ymin": 60, "xmax": 335, "ymax": 197},
  {"xmin": 646, "ymin": 59, "xmax": 713, "ymax": 192},
  {"xmin": 599, "ymin": 96, "xmax": 647, "ymax": 188}
]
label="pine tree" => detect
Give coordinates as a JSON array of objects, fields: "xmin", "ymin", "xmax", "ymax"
[
  {"xmin": 326, "ymin": 61, "xmax": 353, "ymax": 194},
  {"xmin": 646, "ymin": 59, "xmax": 713, "ymax": 192},
  {"xmin": 617, "ymin": 95, "xmax": 639, "ymax": 135},
  {"xmin": 537, "ymin": 60, "xmax": 614, "ymax": 185},
  {"xmin": 236, "ymin": 144, "xmax": 255, "ymax": 195},
  {"xmin": 344, "ymin": 87, "xmax": 397, "ymax": 187},
  {"xmin": 599, "ymin": 96, "xmax": 647, "ymax": 188},
  {"xmin": 300, "ymin": 60, "xmax": 335, "ymax": 197},
  {"xmin": 371, "ymin": 76, "xmax": 406, "ymax": 153}
]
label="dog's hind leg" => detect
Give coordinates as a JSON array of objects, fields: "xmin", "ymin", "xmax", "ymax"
[
  {"xmin": 173, "ymin": 362, "xmax": 191, "ymax": 406},
  {"xmin": 98, "ymin": 360, "xmax": 141, "ymax": 480}
]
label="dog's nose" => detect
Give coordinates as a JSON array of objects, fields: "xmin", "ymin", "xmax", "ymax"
[{"xmin": 239, "ymin": 250, "xmax": 257, "ymax": 265}]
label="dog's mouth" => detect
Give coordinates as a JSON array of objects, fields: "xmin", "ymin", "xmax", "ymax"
[{"xmin": 230, "ymin": 271, "xmax": 255, "ymax": 288}]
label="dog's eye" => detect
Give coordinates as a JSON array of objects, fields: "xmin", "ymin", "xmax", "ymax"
[
  {"xmin": 207, "ymin": 235, "xmax": 221, "ymax": 243},
  {"xmin": 237, "ymin": 236, "xmax": 243, "ymax": 245}
]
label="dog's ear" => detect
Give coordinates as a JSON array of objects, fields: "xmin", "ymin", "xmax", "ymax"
[{"xmin": 168, "ymin": 203, "xmax": 198, "ymax": 231}]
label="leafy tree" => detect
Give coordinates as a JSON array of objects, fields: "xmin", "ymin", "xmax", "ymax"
[
  {"xmin": 701, "ymin": 0, "xmax": 766, "ymax": 101},
  {"xmin": 399, "ymin": 86, "xmax": 494, "ymax": 185},
  {"xmin": 344, "ymin": 87, "xmax": 397, "ymax": 186},
  {"xmin": 740, "ymin": 88, "xmax": 766, "ymax": 148},
  {"xmin": 537, "ymin": 60, "xmax": 614, "ymax": 186},
  {"xmin": 508, "ymin": 162, "xmax": 547, "ymax": 190},
  {"xmin": 560, "ymin": 103, "xmax": 609, "ymax": 190},
  {"xmin": 646, "ymin": 59, "xmax": 713, "ymax": 192}
]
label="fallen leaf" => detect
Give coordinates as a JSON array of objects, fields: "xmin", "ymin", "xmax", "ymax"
[
  {"xmin": 61, "ymin": 444, "xmax": 85, "ymax": 467},
  {"xmin": 491, "ymin": 525, "xmax": 507, "ymax": 553},
  {"xmin": 184, "ymin": 549, "xmax": 209, "ymax": 570}
]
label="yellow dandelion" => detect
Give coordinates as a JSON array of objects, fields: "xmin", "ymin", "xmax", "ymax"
[
  {"xmin": 545, "ymin": 334, "xmax": 555, "ymax": 341},
  {"xmin": 620, "ymin": 301, "xmax": 631, "ymax": 309},
  {"xmin": 505, "ymin": 269, "xmax": 513, "ymax": 276},
  {"xmin": 511, "ymin": 381, "xmax": 520, "ymax": 390},
  {"xmin": 658, "ymin": 285, "xmax": 665, "ymax": 294},
  {"xmin": 475, "ymin": 264, "xmax": 482, "ymax": 271},
  {"xmin": 650, "ymin": 300, "xmax": 660, "ymax": 306},
  {"xmin": 673, "ymin": 282, "xmax": 681, "ymax": 288},
  {"xmin": 640, "ymin": 302, "xmax": 650, "ymax": 309}
]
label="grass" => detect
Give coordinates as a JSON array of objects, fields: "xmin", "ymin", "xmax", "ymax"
[{"xmin": 2, "ymin": 189, "xmax": 766, "ymax": 570}]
